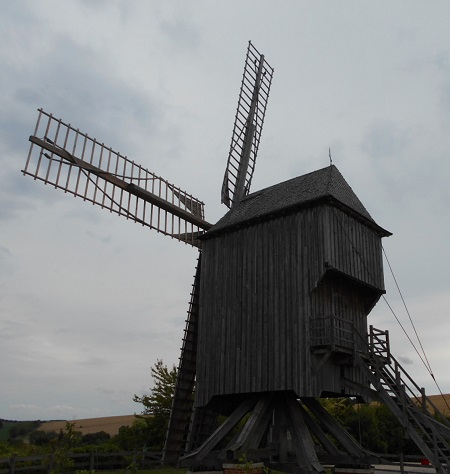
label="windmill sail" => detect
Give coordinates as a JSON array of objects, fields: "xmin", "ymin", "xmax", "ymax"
[
  {"xmin": 221, "ymin": 41, "xmax": 274, "ymax": 208},
  {"xmin": 24, "ymin": 109, "xmax": 211, "ymax": 247}
]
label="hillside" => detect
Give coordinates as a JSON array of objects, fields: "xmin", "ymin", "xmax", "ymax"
[
  {"xmin": 423, "ymin": 393, "xmax": 450, "ymax": 416},
  {"xmin": 3, "ymin": 393, "xmax": 449, "ymax": 442},
  {"xmin": 34, "ymin": 395, "xmax": 450, "ymax": 437},
  {"xmin": 38, "ymin": 415, "xmax": 137, "ymax": 436}
]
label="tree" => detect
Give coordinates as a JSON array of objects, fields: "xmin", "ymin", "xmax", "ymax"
[
  {"xmin": 50, "ymin": 422, "xmax": 82, "ymax": 472},
  {"xmin": 113, "ymin": 419, "xmax": 150, "ymax": 451},
  {"xmin": 8, "ymin": 421, "xmax": 41, "ymax": 440},
  {"xmin": 29, "ymin": 430, "xmax": 58, "ymax": 446},
  {"xmin": 133, "ymin": 359, "xmax": 177, "ymax": 449},
  {"xmin": 320, "ymin": 398, "xmax": 421, "ymax": 455},
  {"xmin": 81, "ymin": 431, "xmax": 111, "ymax": 446}
]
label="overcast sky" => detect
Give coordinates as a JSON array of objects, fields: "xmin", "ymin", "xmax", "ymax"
[{"xmin": 2, "ymin": 1, "xmax": 450, "ymax": 422}]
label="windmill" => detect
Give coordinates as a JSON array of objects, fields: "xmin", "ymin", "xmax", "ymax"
[{"xmin": 23, "ymin": 42, "xmax": 450, "ymax": 474}]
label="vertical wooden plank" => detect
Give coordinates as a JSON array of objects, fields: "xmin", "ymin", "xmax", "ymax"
[
  {"xmin": 259, "ymin": 221, "xmax": 269, "ymax": 392},
  {"xmin": 247, "ymin": 225, "xmax": 254, "ymax": 393}
]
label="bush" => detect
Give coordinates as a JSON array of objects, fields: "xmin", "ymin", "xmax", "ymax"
[
  {"xmin": 29, "ymin": 430, "xmax": 58, "ymax": 446},
  {"xmin": 8, "ymin": 421, "xmax": 41, "ymax": 440},
  {"xmin": 320, "ymin": 398, "xmax": 421, "ymax": 455},
  {"xmin": 81, "ymin": 431, "xmax": 111, "ymax": 445}
]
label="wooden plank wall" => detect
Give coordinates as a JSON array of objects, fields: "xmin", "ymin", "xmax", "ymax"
[
  {"xmin": 323, "ymin": 206, "xmax": 385, "ymax": 290},
  {"xmin": 310, "ymin": 275, "xmax": 374, "ymax": 391},
  {"xmin": 196, "ymin": 204, "xmax": 386, "ymax": 409}
]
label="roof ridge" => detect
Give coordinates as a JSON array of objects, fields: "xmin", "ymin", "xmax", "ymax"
[{"xmin": 207, "ymin": 166, "xmax": 390, "ymax": 237}]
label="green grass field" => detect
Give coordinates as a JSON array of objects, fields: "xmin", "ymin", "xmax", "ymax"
[
  {"xmin": 96, "ymin": 470, "xmax": 185, "ymax": 474},
  {"xmin": 0, "ymin": 421, "xmax": 17, "ymax": 441}
]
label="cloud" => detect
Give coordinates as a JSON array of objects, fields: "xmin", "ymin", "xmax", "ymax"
[
  {"xmin": 159, "ymin": 16, "xmax": 201, "ymax": 53},
  {"xmin": 397, "ymin": 355, "xmax": 414, "ymax": 365},
  {"xmin": 79, "ymin": 357, "xmax": 111, "ymax": 368},
  {"xmin": 10, "ymin": 404, "xmax": 40, "ymax": 412},
  {"xmin": 0, "ymin": 246, "xmax": 13, "ymax": 277},
  {"xmin": 361, "ymin": 120, "xmax": 409, "ymax": 160},
  {"xmin": 2, "ymin": 1, "xmax": 450, "ymax": 423},
  {"xmin": 96, "ymin": 387, "xmax": 115, "ymax": 395}
]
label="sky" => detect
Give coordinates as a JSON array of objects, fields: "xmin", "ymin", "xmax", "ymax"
[{"xmin": 1, "ymin": 1, "xmax": 450, "ymax": 422}]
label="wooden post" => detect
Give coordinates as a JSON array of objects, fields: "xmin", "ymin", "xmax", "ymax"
[
  {"xmin": 421, "ymin": 387, "xmax": 426, "ymax": 413},
  {"xmin": 385, "ymin": 330, "xmax": 391, "ymax": 363},
  {"xmin": 352, "ymin": 323, "xmax": 357, "ymax": 361},
  {"xmin": 399, "ymin": 452, "xmax": 404, "ymax": 474},
  {"xmin": 399, "ymin": 384, "xmax": 409, "ymax": 430},
  {"xmin": 47, "ymin": 452, "xmax": 54, "ymax": 474},
  {"xmin": 9, "ymin": 454, "xmax": 16, "ymax": 474},
  {"xmin": 89, "ymin": 452, "xmax": 95, "ymax": 472},
  {"xmin": 330, "ymin": 313, "xmax": 335, "ymax": 350}
]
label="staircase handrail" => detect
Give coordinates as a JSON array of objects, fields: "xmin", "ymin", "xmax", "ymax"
[
  {"xmin": 365, "ymin": 327, "xmax": 450, "ymax": 430},
  {"xmin": 378, "ymin": 353, "xmax": 450, "ymax": 429},
  {"xmin": 353, "ymin": 350, "xmax": 450, "ymax": 474}
]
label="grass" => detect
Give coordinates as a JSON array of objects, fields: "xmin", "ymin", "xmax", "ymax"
[
  {"xmin": 97, "ymin": 470, "xmax": 185, "ymax": 474},
  {"xmin": 0, "ymin": 421, "xmax": 18, "ymax": 441}
]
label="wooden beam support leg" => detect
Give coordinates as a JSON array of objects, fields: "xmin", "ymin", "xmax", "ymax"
[
  {"xmin": 299, "ymin": 401, "xmax": 342, "ymax": 456},
  {"xmin": 301, "ymin": 397, "xmax": 364, "ymax": 458},
  {"xmin": 181, "ymin": 397, "xmax": 257, "ymax": 463},
  {"xmin": 226, "ymin": 392, "xmax": 274, "ymax": 455},
  {"xmin": 284, "ymin": 392, "xmax": 325, "ymax": 473},
  {"xmin": 272, "ymin": 397, "xmax": 289, "ymax": 464}
]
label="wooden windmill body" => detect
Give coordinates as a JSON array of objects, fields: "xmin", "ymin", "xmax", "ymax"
[
  {"xmin": 196, "ymin": 165, "xmax": 389, "ymax": 411},
  {"xmin": 23, "ymin": 43, "xmax": 450, "ymax": 474}
]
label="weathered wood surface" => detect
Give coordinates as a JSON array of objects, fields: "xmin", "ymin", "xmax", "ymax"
[{"xmin": 196, "ymin": 203, "xmax": 386, "ymax": 408}]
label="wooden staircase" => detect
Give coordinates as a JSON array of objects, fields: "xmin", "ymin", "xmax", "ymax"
[{"xmin": 353, "ymin": 327, "xmax": 450, "ymax": 474}]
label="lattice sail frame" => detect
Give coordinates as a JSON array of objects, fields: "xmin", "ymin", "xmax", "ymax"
[
  {"xmin": 24, "ymin": 109, "xmax": 211, "ymax": 247},
  {"xmin": 221, "ymin": 41, "xmax": 274, "ymax": 208}
]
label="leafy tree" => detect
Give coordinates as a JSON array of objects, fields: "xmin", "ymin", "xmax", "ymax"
[
  {"xmin": 8, "ymin": 421, "xmax": 41, "ymax": 440},
  {"xmin": 113, "ymin": 419, "xmax": 150, "ymax": 451},
  {"xmin": 346, "ymin": 403, "xmax": 387, "ymax": 453},
  {"xmin": 320, "ymin": 398, "xmax": 421, "ymax": 455},
  {"xmin": 29, "ymin": 430, "xmax": 58, "ymax": 446},
  {"xmin": 133, "ymin": 359, "xmax": 177, "ymax": 449},
  {"xmin": 81, "ymin": 431, "xmax": 111, "ymax": 445},
  {"xmin": 50, "ymin": 422, "xmax": 82, "ymax": 472},
  {"xmin": 0, "ymin": 440, "xmax": 37, "ymax": 457}
]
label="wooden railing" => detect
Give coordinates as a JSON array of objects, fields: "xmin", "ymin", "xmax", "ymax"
[
  {"xmin": 310, "ymin": 314, "xmax": 355, "ymax": 351},
  {"xmin": 369, "ymin": 325, "xmax": 390, "ymax": 362},
  {"xmin": 0, "ymin": 450, "xmax": 162, "ymax": 474},
  {"xmin": 310, "ymin": 317, "xmax": 393, "ymax": 362}
]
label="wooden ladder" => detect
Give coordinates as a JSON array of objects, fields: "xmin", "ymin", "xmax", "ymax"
[{"xmin": 163, "ymin": 254, "xmax": 202, "ymax": 464}]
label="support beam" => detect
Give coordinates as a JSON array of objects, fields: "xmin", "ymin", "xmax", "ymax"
[
  {"xmin": 285, "ymin": 393, "xmax": 325, "ymax": 473},
  {"xmin": 300, "ymin": 402, "xmax": 342, "ymax": 456},
  {"xmin": 301, "ymin": 398, "xmax": 364, "ymax": 458},
  {"xmin": 181, "ymin": 397, "xmax": 256, "ymax": 463},
  {"xmin": 226, "ymin": 392, "xmax": 274, "ymax": 454}
]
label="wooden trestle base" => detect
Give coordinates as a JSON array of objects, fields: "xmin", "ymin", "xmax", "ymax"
[{"xmin": 180, "ymin": 391, "xmax": 377, "ymax": 474}]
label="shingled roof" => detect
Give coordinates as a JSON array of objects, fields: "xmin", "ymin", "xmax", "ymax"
[{"xmin": 205, "ymin": 165, "xmax": 390, "ymax": 237}]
